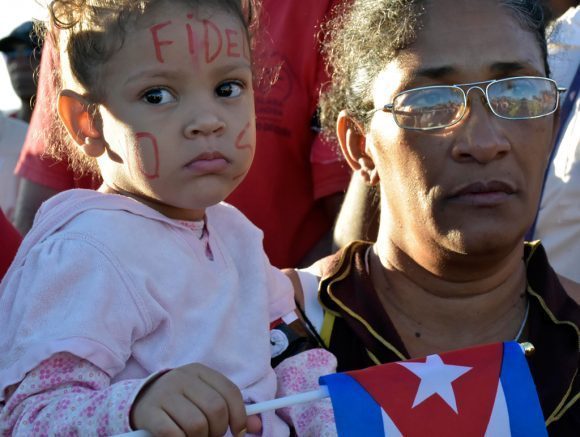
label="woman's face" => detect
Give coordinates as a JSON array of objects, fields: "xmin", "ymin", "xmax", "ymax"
[{"xmin": 366, "ymin": 0, "xmax": 558, "ymax": 258}]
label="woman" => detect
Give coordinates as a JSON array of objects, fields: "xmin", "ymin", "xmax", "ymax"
[{"xmin": 293, "ymin": 0, "xmax": 579, "ymax": 433}]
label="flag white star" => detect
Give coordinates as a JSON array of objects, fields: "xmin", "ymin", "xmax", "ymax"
[{"xmin": 398, "ymin": 354, "xmax": 472, "ymax": 413}]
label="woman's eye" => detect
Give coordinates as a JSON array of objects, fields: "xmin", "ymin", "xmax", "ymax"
[
  {"xmin": 142, "ymin": 88, "xmax": 176, "ymax": 105},
  {"xmin": 215, "ymin": 81, "xmax": 244, "ymax": 98}
]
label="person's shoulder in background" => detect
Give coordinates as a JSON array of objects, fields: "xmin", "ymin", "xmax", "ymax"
[
  {"xmin": 0, "ymin": 111, "xmax": 28, "ymax": 135},
  {"xmin": 0, "ymin": 113, "xmax": 29, "ymax": 221},
  {"xmin": 547, "ymin": 5, "xmax": 580, "ymax": 87}
]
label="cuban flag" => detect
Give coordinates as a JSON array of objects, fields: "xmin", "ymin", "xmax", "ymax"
[{"xmin": 319, "ymin": 342, "xmax": 547, "ymax": 436}]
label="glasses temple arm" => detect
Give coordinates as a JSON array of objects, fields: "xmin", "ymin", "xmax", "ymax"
[{"xmin": 365, "ymin": 105, "xmax": 393, "ymax": 117}]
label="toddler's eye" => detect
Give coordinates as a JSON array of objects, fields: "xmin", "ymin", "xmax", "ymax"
[
  {"xmin": 216, "ymin": 81, "xmax": 244, "ymax": 98},
  {"xmin": 142, "ymin": 88, "xmax": 176, "ymax": 105}
]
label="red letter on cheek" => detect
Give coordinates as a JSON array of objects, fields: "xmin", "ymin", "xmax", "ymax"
[
  {"xmin": 150, "ymin": 21, "xmax": 173, "ymax": 63},
  {"xmin": 203, "ymin": 19, "xmax": 223, "ymax": 63},
  {"xmin": 235, "ymin": 122, "xmax": 253, "ymax": 150},
  {"xmin": 225, "ymin": 29, "xmax": 240, "ymax": 58},
  {"xmin": 135, "ymin": 132, "xmax": 160, "ymax": 179}
]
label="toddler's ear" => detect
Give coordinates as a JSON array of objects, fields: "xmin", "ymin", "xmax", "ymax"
[
  {"xmin": 58, "ymin": 89, "xmax": 105, "ymax": 158},
  {"xmin": 336, "ymin": 110, "xmax": 379, "ymax": 186}
]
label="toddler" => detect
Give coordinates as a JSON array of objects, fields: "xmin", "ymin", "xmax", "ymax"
[{"xmin": 0, "ymin": 0, "xmax": 335, "ymax": 435}]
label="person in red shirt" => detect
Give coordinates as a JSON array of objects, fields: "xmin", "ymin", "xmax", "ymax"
[
  {"xmin": 0, "ymin": 209, "xmax": 21, "ymax": 279},
  {"xmin": 12, "ymin": 34, "xmax": 99, "ymax": 236},
  {"xmin": 13, "ymin": 1, "xmax": 351, "ymax": 268}
]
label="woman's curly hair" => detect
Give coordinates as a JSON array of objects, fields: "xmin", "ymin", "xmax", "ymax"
[{"xmin": 319, "ymin": 0, "xmax": 550, "ymax": 139}]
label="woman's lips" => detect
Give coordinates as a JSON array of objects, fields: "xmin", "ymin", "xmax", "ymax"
[
  {"xmin": 185, "ymin": 152, "xmax": 229, "ymax": 173},
  {"xmin": 448, "ymin": 181, "xmax": 516, "ymax": 206}
]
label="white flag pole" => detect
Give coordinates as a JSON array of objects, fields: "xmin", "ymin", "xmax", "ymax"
[{"xmin": 246, "ymin": 386, "xmax": 329, "ymax": 415}]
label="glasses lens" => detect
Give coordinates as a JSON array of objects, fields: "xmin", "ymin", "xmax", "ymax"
[
  {"xmin": 393, "ymin": 87, "xmax": 465, "ymax": 130},
  {"xmin": 487, "ymin": 77, "xmax": 557, "ymax": 119}
]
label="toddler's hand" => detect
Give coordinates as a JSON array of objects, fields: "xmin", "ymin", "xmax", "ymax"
[{"xmin": 131, "ymin": 363, "xmax": 257, "ymax": 436}]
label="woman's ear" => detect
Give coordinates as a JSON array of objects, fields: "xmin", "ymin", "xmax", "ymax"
[
  {"xmin": 58, "ymin": 89, "xmax": 105, "ymax": 158},
  {"xmin": 336, "ymin": 110, "xmax": 379, "ymax": 186}
]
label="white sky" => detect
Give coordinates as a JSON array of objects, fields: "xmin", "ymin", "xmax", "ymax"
[{"xmin": 0, "ymin": 0, "xmax": 48, "ymax": 113}]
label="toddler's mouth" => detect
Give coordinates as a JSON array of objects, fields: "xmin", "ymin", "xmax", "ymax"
[{"xmin": 186, "ymin": 152, "xmax": 229, "ymax": 173}]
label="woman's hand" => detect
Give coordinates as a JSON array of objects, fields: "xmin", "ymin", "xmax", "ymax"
[{"xmin": 131, "ymin": 363, "xmax": 260, "ymax": 436}]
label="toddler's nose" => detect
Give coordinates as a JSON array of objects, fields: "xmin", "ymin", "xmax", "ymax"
[{"xmin": 184, "ymin": 115, "xmax": 225, "ymax": 138}]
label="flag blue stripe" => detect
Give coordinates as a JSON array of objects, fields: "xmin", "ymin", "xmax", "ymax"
[
  {"xmin": 320, "ymin": 372, "xmax": 385, "ymax": 436},
  {"xmin": 501, "ymin": 342, "xmax": 548, "ymax": 437}
]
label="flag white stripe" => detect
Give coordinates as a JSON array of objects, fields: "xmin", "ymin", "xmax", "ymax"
[
  {"xmin": 381, "ymin": 407, "xmax": 403, "ymax": 436},
  {"xmin": 485, "ymin": 380, "xmax": 511, "ymax": 436}
]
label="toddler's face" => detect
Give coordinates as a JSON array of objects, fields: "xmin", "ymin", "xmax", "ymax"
[{"xmin": 96, "ymin": 4, "xmax": 255, "ymax": 220}]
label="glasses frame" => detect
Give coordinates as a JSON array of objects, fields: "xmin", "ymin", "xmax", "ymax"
[{"xmin": 381, "ymin": 76, "xmax": 567, "ymax": 131}]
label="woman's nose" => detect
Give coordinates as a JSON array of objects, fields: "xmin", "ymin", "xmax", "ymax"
[{"xmin": 451, "ymin": 92, "xmax": 511, "ymax": 163}]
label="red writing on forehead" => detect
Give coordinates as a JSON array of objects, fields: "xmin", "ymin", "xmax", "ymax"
[
  {"xmin": 149, "ymin": 13, "xmax": 249, "ymax": 64},
  {"xmin": 150, "ymin": 21, "xmax": 174, "ymax": 63},
  {"xmin": 235, "ymin": 122, "xmax": 252, "ymax": 150},
  {"xmin": 135, "ymin": 132, "xmax": 160, "ymax": 179},
  {"xmin": 225, "ymin": 29, "xmax": 240, "ymax": 58},
  {"xmin": 203, "ymin": 19, "xmax": 223, "ymax": 63},
  {"xmin": 186, "ymin": 22, "xmax": 198, "ymax": 64}
]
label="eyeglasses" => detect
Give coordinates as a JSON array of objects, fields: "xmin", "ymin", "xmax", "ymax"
[{"xmin": 377, "ymin": 76, "xmax": 565, "ymax": 131}]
